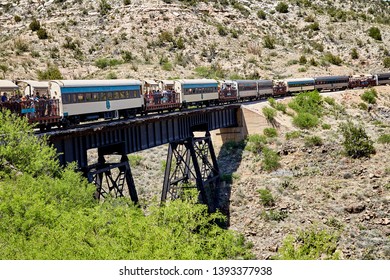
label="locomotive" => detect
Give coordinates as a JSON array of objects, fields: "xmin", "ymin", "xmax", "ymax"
[{"xmin": 0, "ymin": 72, "xmax": 389, "ymax": 130}]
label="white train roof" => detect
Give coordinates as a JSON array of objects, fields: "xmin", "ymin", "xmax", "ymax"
[
  {"xmin": 175, "ymin": 79, "xmax": 218, "ymax": 84},
  {"xmin": 0, "ymin": 80, "xmax": 18, "ymax": 91},
  {"xmin": 18, "ymin": 80, "xmax": 49, "ymax": 89},
  {"xmin": 50, "ymin": 79, "xmax": 142, "ymax": 87}
]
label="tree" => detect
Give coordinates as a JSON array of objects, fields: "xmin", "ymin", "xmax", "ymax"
[
  {"xmin": 275, "ymin": 2, "xmax": 289, "ymax": 13},
  {"xmin": 37, "ymin": 64, "xmax": 63, "ymax": 80},
  {"xmin": 339, "ymin": 121, "xmax": 375, "ymax": 158}
]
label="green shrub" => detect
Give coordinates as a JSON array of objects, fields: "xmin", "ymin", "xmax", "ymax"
[
  {"xmin": 324, "ymin": 96, "xmax": 336, "ymax": 106},
  {"xmin": 293, "ymin": 112, "xmax": 319, "ymax": 129},
  {"xmin": 128, "ymin": 154, "xmax": 143, "ymax": 166},
  {"xmin": 257, "ymin": 9, "xmax": 266, "ymax": 20},
  {"xmin": 262, "ymin": 107, "xmax": 277, "ymax": 122},
  {"xmin": 377, "ymin": 134, "xmax": 390, "ymax": 144},
  {"xmin": 368, "ymin": 26, "xmax": 382, "ymax": 41},
  {"xmin": 262, "ymin": 146, "xmax": 281, "ymax": 171},
  {"xmin": 261, "ymin": 209, "xmax": 288, "ymax": 222},
  {"xmin": 14, "ymin": 15, "xmax": 22, "ymax": 22},
  {"xmin": 299, "ymin": 55, "xmax": 307, "ymax": 65},
  {"xmin": 304, "ymin": 135, "xmax": 323, "ymax": 147},
  {"xmin": 95, "ymin": 58, "xmax": 122, "ymax": 69},
  {"xmin": 217, "ymin": 24, "xmax": 228, "ymax": 36},
  {"xmin": 358, "ymin": 102, "xmax": 368, "ymax": 110},
  {"xmin": 384, "ymin": 57, "xmax": 390, "ymax": 68},
  {"xmin": 37, "ymin": 64, "xmax": 63, "ymax": 80},
  {"xmin": 339, "ymin": 121, "xmax": 375, "ymax": 158},
  {"xmin": 323, "ymin": 52, "xmax": 342, "ymax": 65},
  {"xmin": 106, "ymin": 72, "xmax": 117, "ymax": 79},
  {"xmin": 245, "ymin": 134, "xmax": 267, "ymax": 153},
  {"xmin": 285, "ymin": 131, "xmax": 301, "ymax": 140},
  {"xmin": 263, "ymin": 127, "xmax": 278, "ymax": 138},
  {"xmin": 350, "ymin": 48, "xmax": 359, "ymax": 59},
  {"xmin": 99, "ymin": 0, "xmax": 112, "ymax": 16},
  {"xmin": 14, "ymin": 38, "xmax": 29, "ymax": 52},
  {"xmin": 257, "ymin": 189, "xmax": 275, "ymax": 207},
  {"xmin": 288, "ymin": 90, "xmax": 323, "ymax": 117},
  {"xmin": 361, "ymin": 88, "xmax": 377, "ymax": 104},
  {"xmin": 275, "ymin": 2, "xmax": 289, "ymax": 13},
  {"xmin": 29, "ymin": 18, "xmax": 40, "ymax": 31},
  {"xmin": 322, "ymin": 123, "xmax": 331, "ymax": 130},
  {"xmin": 273, "ymin": 227, "xmax": 340, "ymax": 260},
  {"xmin": 37, "ymin": 28, "xmax": 48, "ymax": 39},
  {"xmin": 263, "ymin": 34, "xmax": 276, "ymax": 49}
]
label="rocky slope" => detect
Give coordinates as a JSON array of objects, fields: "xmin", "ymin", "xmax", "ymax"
[{"xmin": 0, "ymin": 0, "xmax": 389, "ymax": 80}]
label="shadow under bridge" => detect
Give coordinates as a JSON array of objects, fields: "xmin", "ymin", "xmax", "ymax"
[{"xmin": 45, "ymin": 104, "xmax": 240, "ymax": 212}]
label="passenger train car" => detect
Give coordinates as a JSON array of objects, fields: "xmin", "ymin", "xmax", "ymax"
[
  {"xmin": 49, "ymin": 80, "xmax": 144, "ymax": 125},
  {"xmin": 0, "ymin": 71, "xmax": 389, "ymax": 130}
]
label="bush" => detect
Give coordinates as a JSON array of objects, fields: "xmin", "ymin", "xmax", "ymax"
[
  {"xmin": 285, "ymin": 131, "xmax": 301, "ymax": 140},
  {"xmin": 245, "ymin": 134, "xmax": 267, "ymax": 153},
  {"xmin": 257, "ymin": 189, "xmax": 275, "ymax": 207},
  {"xmin": 263, "ymin": 127, "xmax": 278, "ymax": 138},
  {"xmin": 263, "ymin": 34, "xmax": 276, "ymax": 49},
  {"xmin": 95, "ymin": 58, "xmax": 122, "ymax": 69},
  {"xmin": 384, "ymin": 57, "xmax": 390, "ymax": 68},
  {"xmin": 262, "ymin": 107, "xmax": 277, "ymax": 122},
  {"xmin": 368, "ymin": 26, "xmax": 382, "ymax": 41},
  {"xmin": 323, "ymin": 52, "xmax": 342, "ymax": 65},
  {"xmin": 358, "ymin": 102, "xmax": 368, "ymax": 110},
  {"xmin": 275, "ymin": 2, "xmax": 289, "ymax": 13},
  {"xmin": 37, "ymin": 28, "xmax": 48, "ymax": 39},
  {"xmin": 304, "ymin": 135, "xmax": 323, "ymax": 147},
  {"xmin": 293, "ymin": 112, "xmax": 319, "ymax": 129},
  {"xmin": 29, "ymin": 18, "xmax": 40, "ymax": 31},
  {"xmin": 351, "ymin": 48, "xmax": 359, "ymax": 59},
  {"xmin": 288, "ymin": 90, "xmax": 323, "ymax": 117},
  {"xmin": 322, "ymin": 123, "xmax": 331, "ymax": 130},
  {"xmin": 261, "ymin": 209, "xmax": 288, "ymax": 222},
  {"xmin": 361, "ymin": 88, "xmax": 377, "ymax": 104},
  {"xmin": 262, "ymin": 146, "xmax": 281, "ymax": 171},
  {"xmin": 377, "ymin": 134, "xmax": 390, "ymax": 144},
  {"xmin": 37, "ymin": 64, "xmax": 63, "ymax": 80},
  {"xmin": 273, "ymin": 227, "xmax": 340, "ymax": 260},
  {"xmin": 339, "ymin": 121, "xmax": 375, "ymax": 158},
  {"xmin": 217, "ymin": 24, "xmax": 228, "ymax": 36},
  {"xmin": 99, "ymin": 0, "xmax": 112, "ymax": 16},
  {"xmin": 14, "ymin": 15, "xmax": 22, "ymax": 22},
  {"xmin": 257, "ymin": 9, "xmax": 266, "ymax": 20}
]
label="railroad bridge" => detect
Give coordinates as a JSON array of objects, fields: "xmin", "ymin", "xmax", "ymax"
[{"xmin": 43, "ymin": 104, "xmax": 243, "ymax": 212}]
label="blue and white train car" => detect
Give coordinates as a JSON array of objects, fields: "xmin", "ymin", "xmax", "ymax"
[
  {"xmin": 49, "ymin": 80, "xmax": 144, "ymax": 124},
  {"xmin": 284, "ymin": 78, "xmax": 315, "ymax": 93},
  {"xmin": 174, "ymin": 79, "xmax": 219, "ymax": 107}
]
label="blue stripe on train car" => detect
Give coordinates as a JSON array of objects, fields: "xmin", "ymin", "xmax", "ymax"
[
  {"xmin": 21, "ymin": 108, "xmax": 35, "ymax": 114},
  {"xmin": 182, "ymin": 83, "xmax": 218, "ymax": 89},
  {"xmin": 61, "ymin": 85, "xmax": 141, "ymax": 94}
]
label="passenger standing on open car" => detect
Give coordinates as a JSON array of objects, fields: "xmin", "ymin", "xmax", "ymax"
[{"xmin": 1, "ymin": 92, "xmax": 7, "ymax": 102}]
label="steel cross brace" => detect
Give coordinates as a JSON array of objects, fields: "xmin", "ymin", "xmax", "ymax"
[{"xmin": 161, "ymin": 131, "xmax": 220, "ymax": 212}]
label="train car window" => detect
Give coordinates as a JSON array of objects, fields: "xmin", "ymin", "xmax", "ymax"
[
  {"xmin": 100, "ymin": 92, "xmax": 106, "ymax": 101},
  {"xmin": 106, "ymin": 92, "xmax": 112, "ymax": 100},
  {"xmin": 92, "ymin": 93, "xmax": 99, "ymax": 101},
  {"xmin": 119, "ymin": 91, "xmax": 126, "ymax": 99},
  {"xmin": 70, "ymin": 94, "xmax": 77, "ymax": 103},
  {"xmin": 113, "ymin": 91, "xmax": 120, "ymax": 100},
  {"xmin": 85, "ymin": 93, "xmax": 92, "ymax": 102},
  {"xmin": 77, "ymin": 93, "xmax": 85, "ymax": 102},
  {"xmin": 62, "ymin": 95, "xmax": 70, "ymax": 104}
]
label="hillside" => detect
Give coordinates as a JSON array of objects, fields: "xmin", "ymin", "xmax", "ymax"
[{"xmin": 0, "ymin": 0, "xmax": 390, "ymax": 80}]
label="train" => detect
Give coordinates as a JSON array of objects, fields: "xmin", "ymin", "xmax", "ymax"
[{"xmin": 0, "ymin": 72, "xmax": 389, "ymax": 130}]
